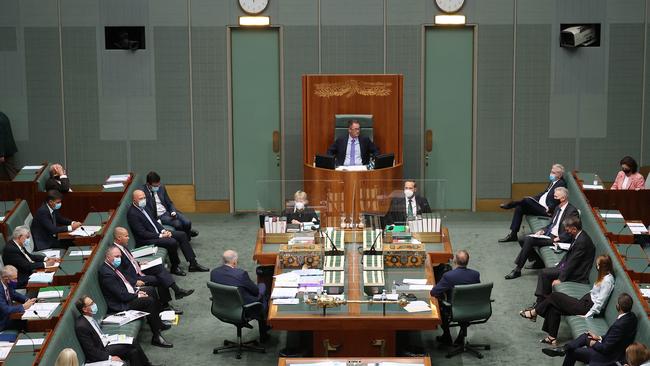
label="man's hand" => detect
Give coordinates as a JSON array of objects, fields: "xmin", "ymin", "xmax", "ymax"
[
  {"xmin": 45, "ymin": 257, "xmax": 58, "ymax": 266},
  {"xmin": 137, "ymin": 291, "xmax": 148, "ymax": 298},
  {"xmin": 553, "ymin": 237, "xmax": 560, "ymax": 243},
  {"xmin": 0, "ymin": 156, "xmax": 5, "ymax": 163},
  {"xmin": 111, "ymin": 356, "xmax": 123, "ymax": 362},
  {"xmin": 23, "ymin": 298, "xmax": 38, "ymax": 310},
  {"xmin": 535, "ymin": 230, "xmax": 544, "ymax": 235},
  {"xmin": 552, "ymin": 279, "xmax": 561, "ymax": 287},
  {"xmin": 171, "ymin": 212, "xmax": 177, "ymax": 217},
  {"xmin": 588, "ymin": 339, "xmax": 597, "ymax": 347},
  {"xmin": 162, "ymin": 231, "xmax": 172, "ymax": 238},
  {"xmin": 291, "ymin": 219, "xmax": 300, "ymax": 224},
  {"xmin": 136, "ymin": 280, "xmax": 145, "ymax": 287},
  {"xmin": 71, "ymin": 221, "xmax": 82, "ymax": 230}
]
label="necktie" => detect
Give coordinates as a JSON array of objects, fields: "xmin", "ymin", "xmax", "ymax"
[
  {"xmin": 546, "ymin": 209, "xmax": 561, "ymax": 236},
  {"xmin": 19, "ymin": 244, "xmax": 34, "ymax": 263},
  {"xmin": 140, "ymin": 208, "xmax": 160, "ymax": 234},
  {"xmin": 407, "ymin": 199, "xmax": 414, "ymax": 217},
  {"xmin": 106, "ymin": 262, "xmax": 135, "ymax": 294},
  {"xmin": 51, "ymin": 211, "xmax": 56, "ymax": 225},
  {"xmin": 349, "ymin": 138, "xmax": 356, "ymax": 165},
  {"xmin": 122, "ymin": 247, "xmax": 144, "ymax": 276},
  {"xmin": 4, "ymin": 286, "xmax": 10, "ymax": 303}
]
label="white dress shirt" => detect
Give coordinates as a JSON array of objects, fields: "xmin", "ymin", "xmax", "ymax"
[
  {"xmin": 343, "ymin": 136, "xmax": 362, "ymax": 166},
  {"xmin": 585, "ymin": 273, "xmax": 615, "ymax": 318},
  {"xmin": 537, "ymin": 180, "xmax": 558, "ymax": 211},
  {"xmin": 153, "ymin": 191, "xmax": 167, "ymax": 217},
  {"xmin": 550, "ymin": 202, "xmax": 567, "ymax": 237}
]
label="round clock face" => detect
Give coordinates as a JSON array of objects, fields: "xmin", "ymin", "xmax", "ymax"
[
  {"xmin": 239, "ymin": 0, "xmax": 269, "ymax": 15},
  {"xmin": 435, "ymin": 0, "xmax": 465, "ymax": 13}
]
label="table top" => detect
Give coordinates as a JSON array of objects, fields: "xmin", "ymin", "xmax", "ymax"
[{"xmin": 278, "ymin": 357, "xmax": 431, "ymax": 366}]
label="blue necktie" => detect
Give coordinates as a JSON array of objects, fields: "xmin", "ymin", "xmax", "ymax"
[{"xmin": 349, "ymin": 138, "xmax": 356, "ymax": 165}]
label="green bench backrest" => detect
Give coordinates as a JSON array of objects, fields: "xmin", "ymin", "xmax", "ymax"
[
  {"xmin": 36, "ymin": 164, "xmax": 52, "ymax": 192},
  {"xmin": 4, "ymin": 200, "xmax": 29, "ymax": 242},
  {"xmin": 36, "ymin": 308, "xmax": 86, "ymax": 366}
]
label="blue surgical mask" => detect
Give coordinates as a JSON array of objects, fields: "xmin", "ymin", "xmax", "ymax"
[
  {"xmin": 151, "ymin": 186, "xmax": 160, "ymax": 192},
  {"xmin": 549, "ymin": 174, "xmax": 557, "ymax": 182},
  {"xmin": 24, "ymin": 238, "xmax": 31, "ymax": 247},
  {"xmin": 137, "ymin": 199, "xmax": 146, "ymax": 209},
  {"xmin": 112, "ymin": 258, "xmax": 122, "ymax": 267},
  {"xmin": 54, "ymin": 202, "xmax": 62, "ymax": 210},
  {"xmin": 90, "ymin": 303, "xmax": 98, "ymax": 315},
  {"xmin": 7, "ymin": 280, "xmax": 17, "ymax": 289}
]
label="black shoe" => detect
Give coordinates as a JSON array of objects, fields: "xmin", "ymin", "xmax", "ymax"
[
  {"xmin": 152, "ymin": 334, "xmax": 173, "ymax": 348},
  {"xmin": 188, "ymin": 263, "xmax": 209, "ymax": 272},
  {"xmin": 171, "ymin": 267, "xmax": 186, "ymax": 276},
  {"xmin": 190, "ymin": 230, "xmax": 199, "ymax": 237},
  {"xmin": 436, "ymin": 335, "xmax": 453, "ymax": 345},
  {"xmin": 542, "ymin": 346, "xmax": 566, "ymax": 357},
  {"xmin": 498, "ymin": 233, "xmax": 518, "ymax": 242},
  {"xmin": 505, "ymin": 269, "xmax": 521, "ymax": 280},
  {"xmin": 174, "ymin": 288, "xmax": 195, "ymax": 300},
  {"xmin": 500, "ymin": 201, "xmax": 514, "ymax": 209},
  {"xmin": 525, "ymin": 261, "xmax": 546, "ymax": 269},
  {"xmin": 162, "ymin": 304, "xmax": 184, "ymax": 315}
]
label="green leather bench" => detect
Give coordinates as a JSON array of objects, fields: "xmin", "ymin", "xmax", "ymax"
[
  {"xmin": 524, "ymin": 215, "xmax": 550, "ymax": 234},
  {"xmin": 36, "ymin": 307, "xmax": 87, "ymax": 365}
]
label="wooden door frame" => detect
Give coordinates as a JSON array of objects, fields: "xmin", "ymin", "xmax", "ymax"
[
  {"xmin": 227, "ymin": 25, "xmax": 285, "ymax": 213},
  {"xmin": 420, "ymin": 24, "xmax": 478, "ymax": 211}
]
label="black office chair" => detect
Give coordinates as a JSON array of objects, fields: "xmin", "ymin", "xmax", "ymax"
[
  {"xmin": 207, "ymin": 281, "xmax": 266, "ymax": 359},
  {"xmin": 442, "ymin": 282, "xmax": 493, "ymax": 359}
]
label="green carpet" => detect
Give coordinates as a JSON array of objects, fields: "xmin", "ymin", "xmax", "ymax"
[{"xmin": 139, "ymin": 212, "xmax": 566, "ymax": 365}]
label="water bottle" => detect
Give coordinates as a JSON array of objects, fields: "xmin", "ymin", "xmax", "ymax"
[
  {"xmin": 391, "ymin": 280, "xmax": 397, "ymax": 295},
  {"xmin": 381, "ymin": 289, "xmax": 387, "ymax": 301},
  {"xmin": 593, "ymin": 174, "xmax": 599, "ymax": 186},
  {"xmin": 302, "ymin": 291, "xmax": 308, "ymax": 303}
]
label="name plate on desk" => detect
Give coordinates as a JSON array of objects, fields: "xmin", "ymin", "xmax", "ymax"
[
  {"xmin": 384, "ymin": 243, "xmax": 426, "ymax": 268},
  {"xmin": 324, "ymin": 270, "xmax": 345, "ymax": 295},
  {"xmin": 323, "ymin": 255, "xmax": 345, "ymax": 271},
  {"xmin": 363, "ymin": 255, "xmax": 384, "ymax": 270},
  {"xmin": 363, "ymin": 270, "xmax": 385, "ymax": 296},
  {"xmin": 362, "ymin": 228, "xmax": 383, "ymax": 252},
  {"xmin": 279, "ymin": 244, "xmax": 323, "ymax": 269}
]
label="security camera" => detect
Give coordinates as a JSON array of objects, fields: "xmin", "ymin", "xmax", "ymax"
[{"xmin": 560, "ymin": 25, "xmax": 597, "ymax": 48}]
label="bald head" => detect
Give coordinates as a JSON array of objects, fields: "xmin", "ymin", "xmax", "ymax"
[
  {"xmin": 132, "ymin": 189, "xmax": 145, "ymax": 202},
  {"xmin": 223, "ymin": 250, "xmax": 238, "ymax": 267},
  {"xmin": 454, "ymin": 250, "xmax": 469, "ymax": 268},
  {"xmin": 113, "ymin": 226, "xmax": 129, "ymax": 246}
]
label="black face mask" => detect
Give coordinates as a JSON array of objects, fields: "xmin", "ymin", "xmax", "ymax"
[{"xmin": 622, "ymin": 168, "xmax": 631, "ymax": 174}]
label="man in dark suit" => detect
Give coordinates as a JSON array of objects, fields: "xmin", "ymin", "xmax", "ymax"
[
  {"xmin": 127, "ymin": 190, "xmax": 208, "ymax": 275},
  {"xmin": 98, "ymin": 245, "xmax": 172, "ymax": 348},
  {"xmin": 327, "ymin": 120, "xmax": 379, "ymax": 166},
  {"xmin": 542, "ymin": 293, "xmax": 638, "ymax": 366},
  {"xmin": 505, "ymin": 187, "xmax": 578, "ymax": 279},
  {"xmin": 210, "ymin": 249, "xmax": 270, "ymax": 341},
  {"xmin": 0, "ymin": 265, "xmax": 36, "ymax": 331},
  {"xmin": 143, "ymin": 171, "xmax": 198, "ymax": 240},
  {"xmin": 74, "ymin": 295, "xmax": 160, "ymax": 366},
  {"xmin": 384, "ymin": 180, "xmax": 432, "ymax": 225},
  {"xmin": 0, "ymin": 111, "xmax": 18, "ymax": 181},
  {"xmin": 499, "ymin": 164, "xmax": 567, "ymax": 242},
  {"xmin": 112, "ymin": 226, "xmax": 194, "ymax": 313},
  {"xmin": 30, "ymin": 190, "xmax": 81, "ymax": 251},
  {"xmin": 45, "ymin": 163, "xmax": 72, "ymax": 193},
  {"xmin": 2, "ymin": 226, "xmax": 59, "ymax": 288},
  {"xmin": 430, "ymin": 250, "xmax": 481, "ymax": 345},
  {"xmin": 531, "ymin": 216, "xmax": 595, "ymax": 306}
]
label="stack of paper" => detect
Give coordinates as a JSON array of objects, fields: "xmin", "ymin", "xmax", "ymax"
[
  {"xmin": 554, "ymin": 242, "xmax": 572, "ymax": 251},
  {"xmin": 102, "ymin": 183, "xmax": 124, "ymax": 189},
  {"xmin": 28, "ymin": 272, "xmax": 55, "ymax": 283},
  {"xmin": 140, "ymin": 257, "xmax": 163, "ymax": 271},
  {"xmin": 582, "ymin": 184, "xmax": 604, "ymax": 190},
  {"xmin": 106, "ymin": 334, "xmax": 134, "ymax": 345},
  {"xmin": 132, "ymin": 245, "xmax": 158, "ymax": 258},
  {"xmin": 22, "ymin": 165, "xmax": 43, "ymax": 170},
  {"xmin": 102, "ymin": 310, "xmax": 149, "ymax": 326},
  {"xmin": 85, "ymin": 360, "xmax": 124, "ymax": 366},
  {"xmin": 70, "ymin": 225, "xmax": 102, "ymax": 237},
  {"xmin": 159, "ymin": 310, "xmax": 176, "ymax": 322},
  {"xmin": 106, "ymin": 174, "xmax": 130, "ymax": 182},
  {"xmin": 627, "ymin": 222, "xmax": 649, "ymax": 235},
  {"xmin": 22, "ymin": 303, "xmax": 59, "ymax": 319},
  {"xmin": 16, "ymin": 338, "xmax": 45, "ymax": 346},
  {"xmin": 273, "ymin": 298, "xmax": 300, "ymax": 305},
  {"xmin": 404, "ymin": 300, "xmax": 432, "ymax": 313},
  {"xmin": 37, "ymin": 286, "xmax": 66, "ymax": 299},
  {"xmin": 270, "ymin": 287, "xmax": 299, "ymax": 299},
  {"xmin": 640, "ymin": 288, "xmax": 650, "ymax": 298},
  {"xmin": 40, "ymin": 250, "xmax": 61, "ymax": 258},
  {"xmin": 0, "ymin": 344, "xmax": 12, "ymax": 361},
  {"xmin": 528, "ymin": 234, "xmax": 551, "ymax": 239},
  {"xmin": 601, "ymin": 212, "xmax": 624, "ymax": 219},
  {"xmin": 69, "ymin": 250, "xmax": 93, "ymax": 256},
  {"xmin": 45, "ymin": 262, "xmax": 60, "ymax": 269}
]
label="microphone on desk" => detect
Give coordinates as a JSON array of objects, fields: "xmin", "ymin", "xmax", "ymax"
[
  {"xmin": 367, "ymin": 230, "xmax": 383, "ymax": 255},
  {"xmin": 19, "ymin": 330, "xmax": 38, "ymax": 355},
  {"xmin": 314, "ymin": 226, "xmax": 339, "ymax": 254},
  {"xmin": 80, "ymin": 226, "xmax": 91, "ymax": 237}
]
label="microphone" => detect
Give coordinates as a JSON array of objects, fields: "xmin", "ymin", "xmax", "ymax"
[
  {"xmin": 367, "ymin": 230, "xmax": 383, "ymax": 254},
  {"xmin": 320, "ymin": 228, "xmax": 339, "ymax": 254},
  {"xmin": 19, "ymin": 330, "xmax": 38, "ymax": 355},
  {"xmin": 80, "ymin": 226, "xmax": 91, "ymax": 237}
]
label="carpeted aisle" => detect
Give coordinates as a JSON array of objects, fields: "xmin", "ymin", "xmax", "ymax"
[{"xmin": 139, "ymin": 212, "xmax": 566, "ymax": 365}]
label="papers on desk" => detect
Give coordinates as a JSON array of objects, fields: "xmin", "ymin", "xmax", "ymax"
[
  {"xmin": 132, "ymin": 245, "xmax": 158, "ymax": 258},
  {"xmin": 102, "ymin": 183, "xmax": 124, "ymax": 190},
  {"xmin": 0, "ymin": 216, "xmax": 4, "ymax": 222},
  {"xmin": 85, "ymin": 360, "xmax": 124, "ymax": 366},
  {"xmin": 105, "ymin": 334, "xmax": 134, "ymax": 345},
  {"xmin": 273, "ymin": 298, "xmax": 300, "ymax": 305},
  {"xmin": 582, "ymin": 184, "xmax": 604, "ymax": 190},
  {"xmin": 627, "ymin": 222, "xmax": 649, "ymax": 234},
  {"xmin": 22, "ymin": 165, "xmax": 43, "ymax": 170},
  {"xmin": 16, "ymin": 338, "xmax": 45, "ymax": 346},
  {"xmin": 601, "ymin": 212, "xmax": 624, "ymax": 219},
  {"xmin": 69, "ymin": 250, "xmax": 93, "ymax": 256},
  {"xmin": 403, "ymin": 278, "xmax": 428, "ymax": 285},
  {"xmin": 139, "ymin": 257, "xmax": 163, "ymax": 271},
  {"xmin": 528, "ymin": 234, "xmax": 551, "ymax": 240},
  {"xmin": 38, "ymin": 287, "xmax": 66, "ymax": 299},
  {"xmin": 373, "ymin": 293, "xmax": 399, "ymax": 301},
  {"xmin": 271, "ymin": 287, "xmax": 299, "ymax": 299},
  {"xmin": 28, "ymin": 272, "xmax": 54, "ymax": 283},
  {"xmin": 404, "ymin": 300, "xmax": 432, "ymax": 313},
  {"xmin": 640, "ymin": 288, "xmax": 650, "ymax": 298},
  {"xmin": 102, "ymin": 310, "xmax": 149, "ymax": 326},
  {"xmin": 554, "ymin": 242, "xmax": 572, "ymax": 251},
  {"xmin": 106, "ymin": 174, "xmax": 130, "ymax": 182},
  {"xmin": 408, "ymin": 284, "xmax": 434, "ymax": 291},
  {"xmin": 0, "ymin": 344, "xmax": 11, "ymax": 361},
  {"xmin": 335, "ymin": 165, "xmax": 368, "ymax": 171},
  {"xmin": 69, "ymin": 225, "xmax": 101, "ymax": 237},
  {"xmin": 40, "ymin": 249, "xmax": 61, "ymax": 259},
  {"xmin": 159, "ymin": 310, "xmax": 176, "ymax": 322},
  {"xmin": 22, "ymin": 302, "xmax": 59, "ymax": 319},
  {"xmin": 44, "ymin": 261, "xmax": 60, "ymax": 269}
]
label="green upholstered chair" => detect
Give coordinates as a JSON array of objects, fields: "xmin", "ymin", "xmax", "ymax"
[
  {"xmin": 442, "ymin": 282, "xmax": 493, "ymax": 359},
  {"xmin": 334, "ymin": 114, "xmax": 373, "ymax": 141},
  {"xmin": 207, "ymin": 281, "xmax": 265, "ymax": 359}
]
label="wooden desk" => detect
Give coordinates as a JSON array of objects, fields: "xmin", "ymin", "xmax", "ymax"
[
  {"xmin": 268, "ymin": 236, "xmax": 440, "ymax": 357},
  {"xmin": 279, "ymin": 357, "xmax": 431, "ymax": 366},
  {"xmin": 0, "ymin": 163, "xmax": 48, "ymax": 213},
  {"xmin": 1, "ymin": 331, "xmax": 49, "ymax": 366},
  {"xmin": 57, "ymin": 210, "xmax": 114, "ymax": 246}
]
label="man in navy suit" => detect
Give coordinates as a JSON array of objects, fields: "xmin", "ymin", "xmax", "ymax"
[
  {"xmin": 327, "ymin": 120, "xmax": 379, "ymax": 166},
  {"xmin": 499, "ymin": 164, "xmax": 567, "ymax": 242},
  {"xmin": 30, "ymin": 190, "xmax": 82, "ymax": 250},
  {"xmin": 210, "ymin": 250, "xmax": 270, "ymax": 341},
  {"xmin": 0, "ymin": 265, "xmax": 36, "ymax": 331},
  {"xmin": 384, "ymin": 180, "xmax": 432, "ymax": 225},
  {"xmin": 542, "ymin": 293, "xmax": 638, "ymax": 366},
  {"xmin": 430, "ymin": 250, "xmax": 481, "ymax": 345},
  {"xmin": 127, "ymin": 190, "xmax": 208, "ymax": 275},
  {"xmin": 143, "ymin": 171, "xmax": 198, "ymax": 240},
  {"xmin": 2, "ymin": 226, "xmax": 59, "ymax": 288}
]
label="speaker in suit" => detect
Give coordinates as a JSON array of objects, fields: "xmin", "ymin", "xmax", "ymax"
[
  {"xmin": 0, "ymin": 266, "xmax": 32, "ymax": 331},
  {"xmin": 534, "ymin": 219, "xmax": 595, "ymax": 305},
  {"xmin": 2, "ymin": 239, "xmax": 47, "ymax": 288},
  {"xmin": 143, "ymin": 171, "xmax": 197, "ymax": 240},
  {"xmin": 0, "ymin": 111, "xmax": 18, "ymax": 181},
  {"xmin": 30, "ymin": 191, "xmax": 80, "ymax": 251},
  {"xmin": 74, "ymin": 296, "xmax": 154, "ymax": 366},
  {"xmin": 326, "ymin": 121, "xmax": 379, "ymax": 166},
  {"xmin": 210, "ymin": 250, "xmax": 269, "ymax": 338},
  {"xmin": 499, "ymin": 164, "xmax": 567, "ymax": 242},
  {"xmin": 98, "ymin": 247, "xmax": 172, "ymax": 348}
]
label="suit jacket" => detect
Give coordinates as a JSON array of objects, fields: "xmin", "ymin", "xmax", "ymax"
[
  {"xmin": 558, "ymin": 230, "xmax": 595, "ymax": 283},
  {"xmin": 30, "ymin": 203, "xmax": 72, "ymax": 251},
  {"xmin": 384, "ymin": 195, "xmax": 432, "ymax": 226},
  {"xmin": 142, "ymin": 184, "xmax": 177, "ymax": 218},
  {"xmin": 98, "ymin": 262, "xmax": 138, "ymax": 312},
  {"xmin": 430, "ymin": 267, "xmax": 480, "ymax": 301},
  {"xmin": 45, "ymin": 176, "xmax": 71, "ymax": 193},
  {"xmin": 282, "ymin": 207, "xmax": 319, "ymax": 224},
  {"xmin": 0, "ymin": 283, "xmax": 26, "ymax": 331},
  {"xmin": 610, "ymin": 171, "xmax": 645, "ymax": 190},
  {"xmin": 543, "ymin": 203, "xmax": 579, "ymax": 243},
  {"xmin": 532, "ymin": 178, "xmax": 567, "ymax": 213},
  {"xmin": 1, "ymin": 240, "xmax": 45, "ymax": 287},
  {"xmin": 590, "ymin": 312, "xmax": 638, "ymax": 366},
  {"xmin": 116, "ymin": 243, "xmax": 172, "ymax": 288},
  {"xmin": 210, "ymin": 265, "xmax": 260, "ymax": 305},
  {"xmin": 0, "ymin": 112, "xmax": 17, "ymax": 158},
  {"xmin": 127, "ymin": 204, "xmax": 165, "ymax": 243},
  {"xmin": 75, "ymin": 315, "xmax": 111, "ymax": 362},
  {"xmin": 327, "ymin": 135, "xmax": 379, "ymax": 166}
]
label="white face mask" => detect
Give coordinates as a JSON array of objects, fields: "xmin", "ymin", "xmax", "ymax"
[
  {"xmin": 404, "ymin": 189, "xmax": 414, "ymax": 198},
  {"xmin": 137, "ymin": 199, "xmax": 146, "ymax": 208},
  {"xmin": 295, "ymin": 201, "xmax": 305, "ymax": 210}
]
